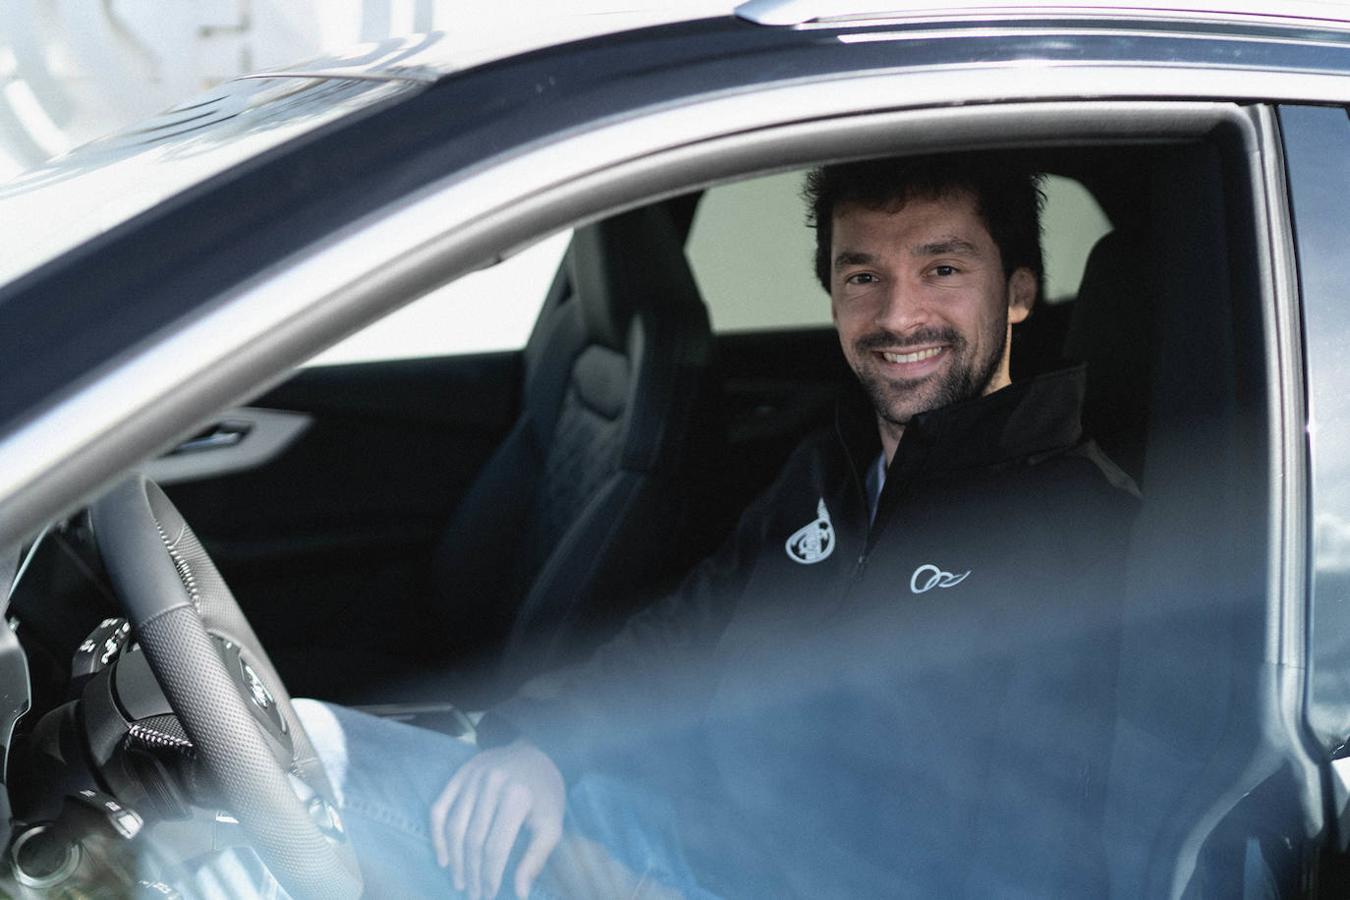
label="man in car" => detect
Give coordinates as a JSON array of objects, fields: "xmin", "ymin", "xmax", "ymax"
[{"xmin": 297, "ymin": 154, "xmax": 1137, "ymax": 899}]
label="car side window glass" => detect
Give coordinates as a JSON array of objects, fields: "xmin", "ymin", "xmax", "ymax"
[
  {"xmin": 304, "ymin": 230, "xmax": 572, "ymax": 366},
  {"xmin": 1280, "ymin": 105, "xmax": 1350, "ymax": 752},
  {"xmin": 685, "ymin": 171, "xmax": 1110, "ymax": 332},
  {"xmin": 686, "ymin": 172, "xmax": 825, "ymax": 332},
  {"xmin": 1041, "ymin": 175, "xmax": 1112, "ymax": 301}
]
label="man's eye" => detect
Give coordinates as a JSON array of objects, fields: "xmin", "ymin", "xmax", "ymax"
[
  {"xmin": 932, "ymin": 265, "xmax": 958, "ymax": 277},
  {"xmin": 845, "ymin": 272, "xmax": 878, "ymax": 285}
]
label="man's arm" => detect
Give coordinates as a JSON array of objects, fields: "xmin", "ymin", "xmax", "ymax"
[
  {"xmin": 482, "ymin": 467, "xmax": 786, "ymax": 772},
  {"xmin": 427, "ymin": 521, "xmax": 760, "ymax": 899},
  {"xmin": 426, "ymin": 536, "xmax": 752, "ymax": 900},
  {"xmin": 427, "ymin": 442, "xmax": 813, "ymax": 899}
]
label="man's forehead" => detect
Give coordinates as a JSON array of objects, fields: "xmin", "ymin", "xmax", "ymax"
[
  {"xmin": 831, "ymin": 192, "xmax": 992, "ymax": 249},
  {"xmin": 834, "ymin": 187, "xmax": 979, "ymax": 222}
]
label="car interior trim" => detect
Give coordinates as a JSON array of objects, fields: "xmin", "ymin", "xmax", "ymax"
[{"xmin": 140, "ymin": 408, "xmax": 313, "ymax": 487}]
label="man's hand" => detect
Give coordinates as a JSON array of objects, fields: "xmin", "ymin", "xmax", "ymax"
[{"xmin": 431, "ymin": 739, "xmax": 566, "ymax": 900}]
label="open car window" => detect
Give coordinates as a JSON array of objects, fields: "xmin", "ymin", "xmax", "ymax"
[
  {"xmin": 304, "ymin": 230, "xmax": 572, "ymax": 366},
  {"xmin": 687, "ymin": 171, "xmax": 1112, "ymax": 333}
]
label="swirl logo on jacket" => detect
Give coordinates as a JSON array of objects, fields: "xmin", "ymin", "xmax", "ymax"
[
  {"xmin": 910, "ymin": 564, "xmax": 971, "ymax": 594},
  {"xmin": 785, "ymin": 498, "xmax": 835, "ymax": 564}
]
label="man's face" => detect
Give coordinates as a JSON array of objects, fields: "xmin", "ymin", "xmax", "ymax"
[{"xmin": 829, "ymin": 190, "xmax": 1035, "ymax": 448}]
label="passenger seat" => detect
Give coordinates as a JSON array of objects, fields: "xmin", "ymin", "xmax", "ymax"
[
  {"xmin": 424, "ymin": 203, "xmax": 715, "ymax": 705},
  {"xmin": 1063, "ymin": 229, "xmax": 1153, "ymax": 485}
]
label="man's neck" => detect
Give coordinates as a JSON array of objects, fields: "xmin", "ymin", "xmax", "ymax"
[
  {"xmin": 877, "ymin": 372, "xmax": 1015, "ymax": 466},
  {"xmin": 879, "ymin": 420, "xmax": 903, "ymax": 466}
]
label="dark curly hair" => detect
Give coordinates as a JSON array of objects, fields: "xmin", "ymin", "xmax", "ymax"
[{"xmin": 804, "ymin": 154, "xmax": 1045, "ymax": 292}]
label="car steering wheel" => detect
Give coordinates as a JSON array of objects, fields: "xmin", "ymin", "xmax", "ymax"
[{"xmin": 88, "ymin": 475, "xmax": 362, "ymax": 899}]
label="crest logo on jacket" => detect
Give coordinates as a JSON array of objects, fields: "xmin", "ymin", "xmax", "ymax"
[{"xmin": 786, "ymin": 498, "xmax": 835, "ymax": 564}]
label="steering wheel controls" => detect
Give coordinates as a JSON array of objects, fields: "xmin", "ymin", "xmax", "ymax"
[
  {"xmin": 287, "ymin": 773, "xmax": 345, "ymax": 841},
  {"xmin": 63, "ymin": 789, "xmax": 143, "ymax": 841},
  {"xmin": 71, "ymin": 617, "xmax": 131, "ymax": 682},
  {"xmin": 309, "ymin": 796, "xmax": 344, "ymax": 841}
]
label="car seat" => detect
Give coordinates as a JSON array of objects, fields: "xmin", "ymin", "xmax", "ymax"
[
  {"xmin": 423, "ymin": 202, "xmax": 714, "ymax": 705},
  {"xmin": 1063, "ymin": 228, "xmax": 1154, "ymax": 485},
  {"xmin": 1086, "ymin": 146, "xmax": 1282, "ymax": 896}
]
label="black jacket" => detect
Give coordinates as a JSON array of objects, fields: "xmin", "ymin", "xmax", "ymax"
[{"xmin": 485, "ymin": 366, "xmax": 1138, "ymax": 898}]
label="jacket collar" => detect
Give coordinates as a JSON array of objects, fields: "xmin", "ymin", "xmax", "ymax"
[{"xmin": 835, "ymin": 364, "xmax": 1087, "ymax": 486}]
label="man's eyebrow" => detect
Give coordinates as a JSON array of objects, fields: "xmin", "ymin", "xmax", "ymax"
[
  {"xmin": 832, "ymin": 250, "xmax": 876, "ymax": 271},
  {"xmin": 833, "ymin": 239, "xmax": 984, "ymax": 271},
  {"xmin": 913, "ymin": 238, "xmax": 981, "ymax": 257}
]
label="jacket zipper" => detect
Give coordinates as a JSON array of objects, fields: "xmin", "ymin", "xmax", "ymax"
[{"xmin": 840, "ymin": 438, "xmax": 872, "ymax": 584}]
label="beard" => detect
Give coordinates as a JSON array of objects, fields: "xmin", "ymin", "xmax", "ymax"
[{"xmin": 851, "ymin": 313, "xmax": 1008, "ymax": 430}]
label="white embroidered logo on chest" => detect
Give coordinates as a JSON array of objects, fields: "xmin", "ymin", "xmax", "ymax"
[
  {"xmin": 910, "ymin": 564, "xmax": 971, "ymax": 594},
  {"xmin": 785, "ymin": 498, "xmax": 835, "ymax": 564}
]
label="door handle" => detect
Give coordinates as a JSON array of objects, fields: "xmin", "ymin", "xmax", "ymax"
[{"xmin": 171, "ymin": 420, "xmax": 253, "ymax": 455}]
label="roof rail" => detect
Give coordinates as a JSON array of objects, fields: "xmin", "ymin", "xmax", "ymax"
[{"xmin": 734, "ymin": 0, "xmax": 1350, "ymax": 28}]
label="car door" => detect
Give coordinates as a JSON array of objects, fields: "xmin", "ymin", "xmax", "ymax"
[{"xmin": 3, "ymin": 11, "xmax": 1349, "ymax": 894}]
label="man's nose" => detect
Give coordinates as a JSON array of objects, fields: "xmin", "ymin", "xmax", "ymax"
[{"xmin": 874, "ymin": 280, "xmax": 928, "ymax": 332}]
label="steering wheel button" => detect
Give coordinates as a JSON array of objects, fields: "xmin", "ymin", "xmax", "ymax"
[
  {"xmin": 111, "ymin": 810, "xmax": 143, "ymax": 839},
  {"xmin": 307, "ymin": 796, "xmax": 344, "ymax": 838},
  {"xmin": 71, "ymin": 616, "xmax": 130, "ymax": 678}
]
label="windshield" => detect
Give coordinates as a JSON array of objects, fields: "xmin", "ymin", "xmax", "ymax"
[{"xmin": 0, "ymin": 73, "xmax": 415, "ymax": 288}]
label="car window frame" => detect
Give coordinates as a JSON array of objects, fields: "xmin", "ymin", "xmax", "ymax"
[
  {"xmin": 1281, "ymin": 104, "xmax": 1350, "ymax": 766},
  {"xmin": 0, "ymin": 96, "xmax": 1271, "ymax": 532}
]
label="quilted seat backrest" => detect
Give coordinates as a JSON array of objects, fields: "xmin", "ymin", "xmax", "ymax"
[{"xmin": 430, "ymin": 203, "xmax": 713, "ymax": 701}]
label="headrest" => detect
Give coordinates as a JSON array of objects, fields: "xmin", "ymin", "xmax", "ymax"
[
  {"xmin": 566, "ymin": 205, "xmax": 695, "ymax": 351},
  {"xmin": 1064, "ymin": 229, "xmax": 1153, "ymax": 481}
]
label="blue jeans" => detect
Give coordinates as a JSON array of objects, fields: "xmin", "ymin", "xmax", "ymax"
[{"xmin": 292, "ymin": 700, "xmax": 720, "ymax": 899}]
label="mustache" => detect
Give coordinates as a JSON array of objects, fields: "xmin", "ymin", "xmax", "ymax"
[{"xmin": 853, "ymin": 327, "xmax": 964, "ymax": 353}]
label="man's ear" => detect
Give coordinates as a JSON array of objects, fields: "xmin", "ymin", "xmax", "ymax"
[{"xmin": 1006, "ymin": 267, "xmax": 1036, "ymax": 325}]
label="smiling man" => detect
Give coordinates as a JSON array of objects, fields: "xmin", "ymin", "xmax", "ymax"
[
  {"xmin": 819, "ymin": 158, "xmax": 1038, "ymax": 463},
  {"xmin": 299, "ymin": 154, "xmax": 1139, "ymax": 900}
]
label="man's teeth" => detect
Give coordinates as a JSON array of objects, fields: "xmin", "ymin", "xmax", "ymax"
[{"xmin": 881, "ymin": 347, "xmax": 943, "ymax": 364}]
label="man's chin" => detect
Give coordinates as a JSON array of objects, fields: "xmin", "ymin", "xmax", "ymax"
[
  {"xmin": 861, "ymin": 374, "xmax": 968, "ymax": 428},
  {"xmin": 868, "ymin": 392, "xmax": 942, "ymax": 430}
]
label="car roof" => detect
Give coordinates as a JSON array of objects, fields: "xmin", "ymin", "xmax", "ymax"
[
  {"xmin": 243, "ymin": 3, "xmax": 738, "ymax": 80},
  {"xmin": 223, "ymin": 1, "xmax": 1350, "ymax": 84},
  {"xmin": 0, "ymin": 5, "xmax": 740, "ymax": 286}
]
